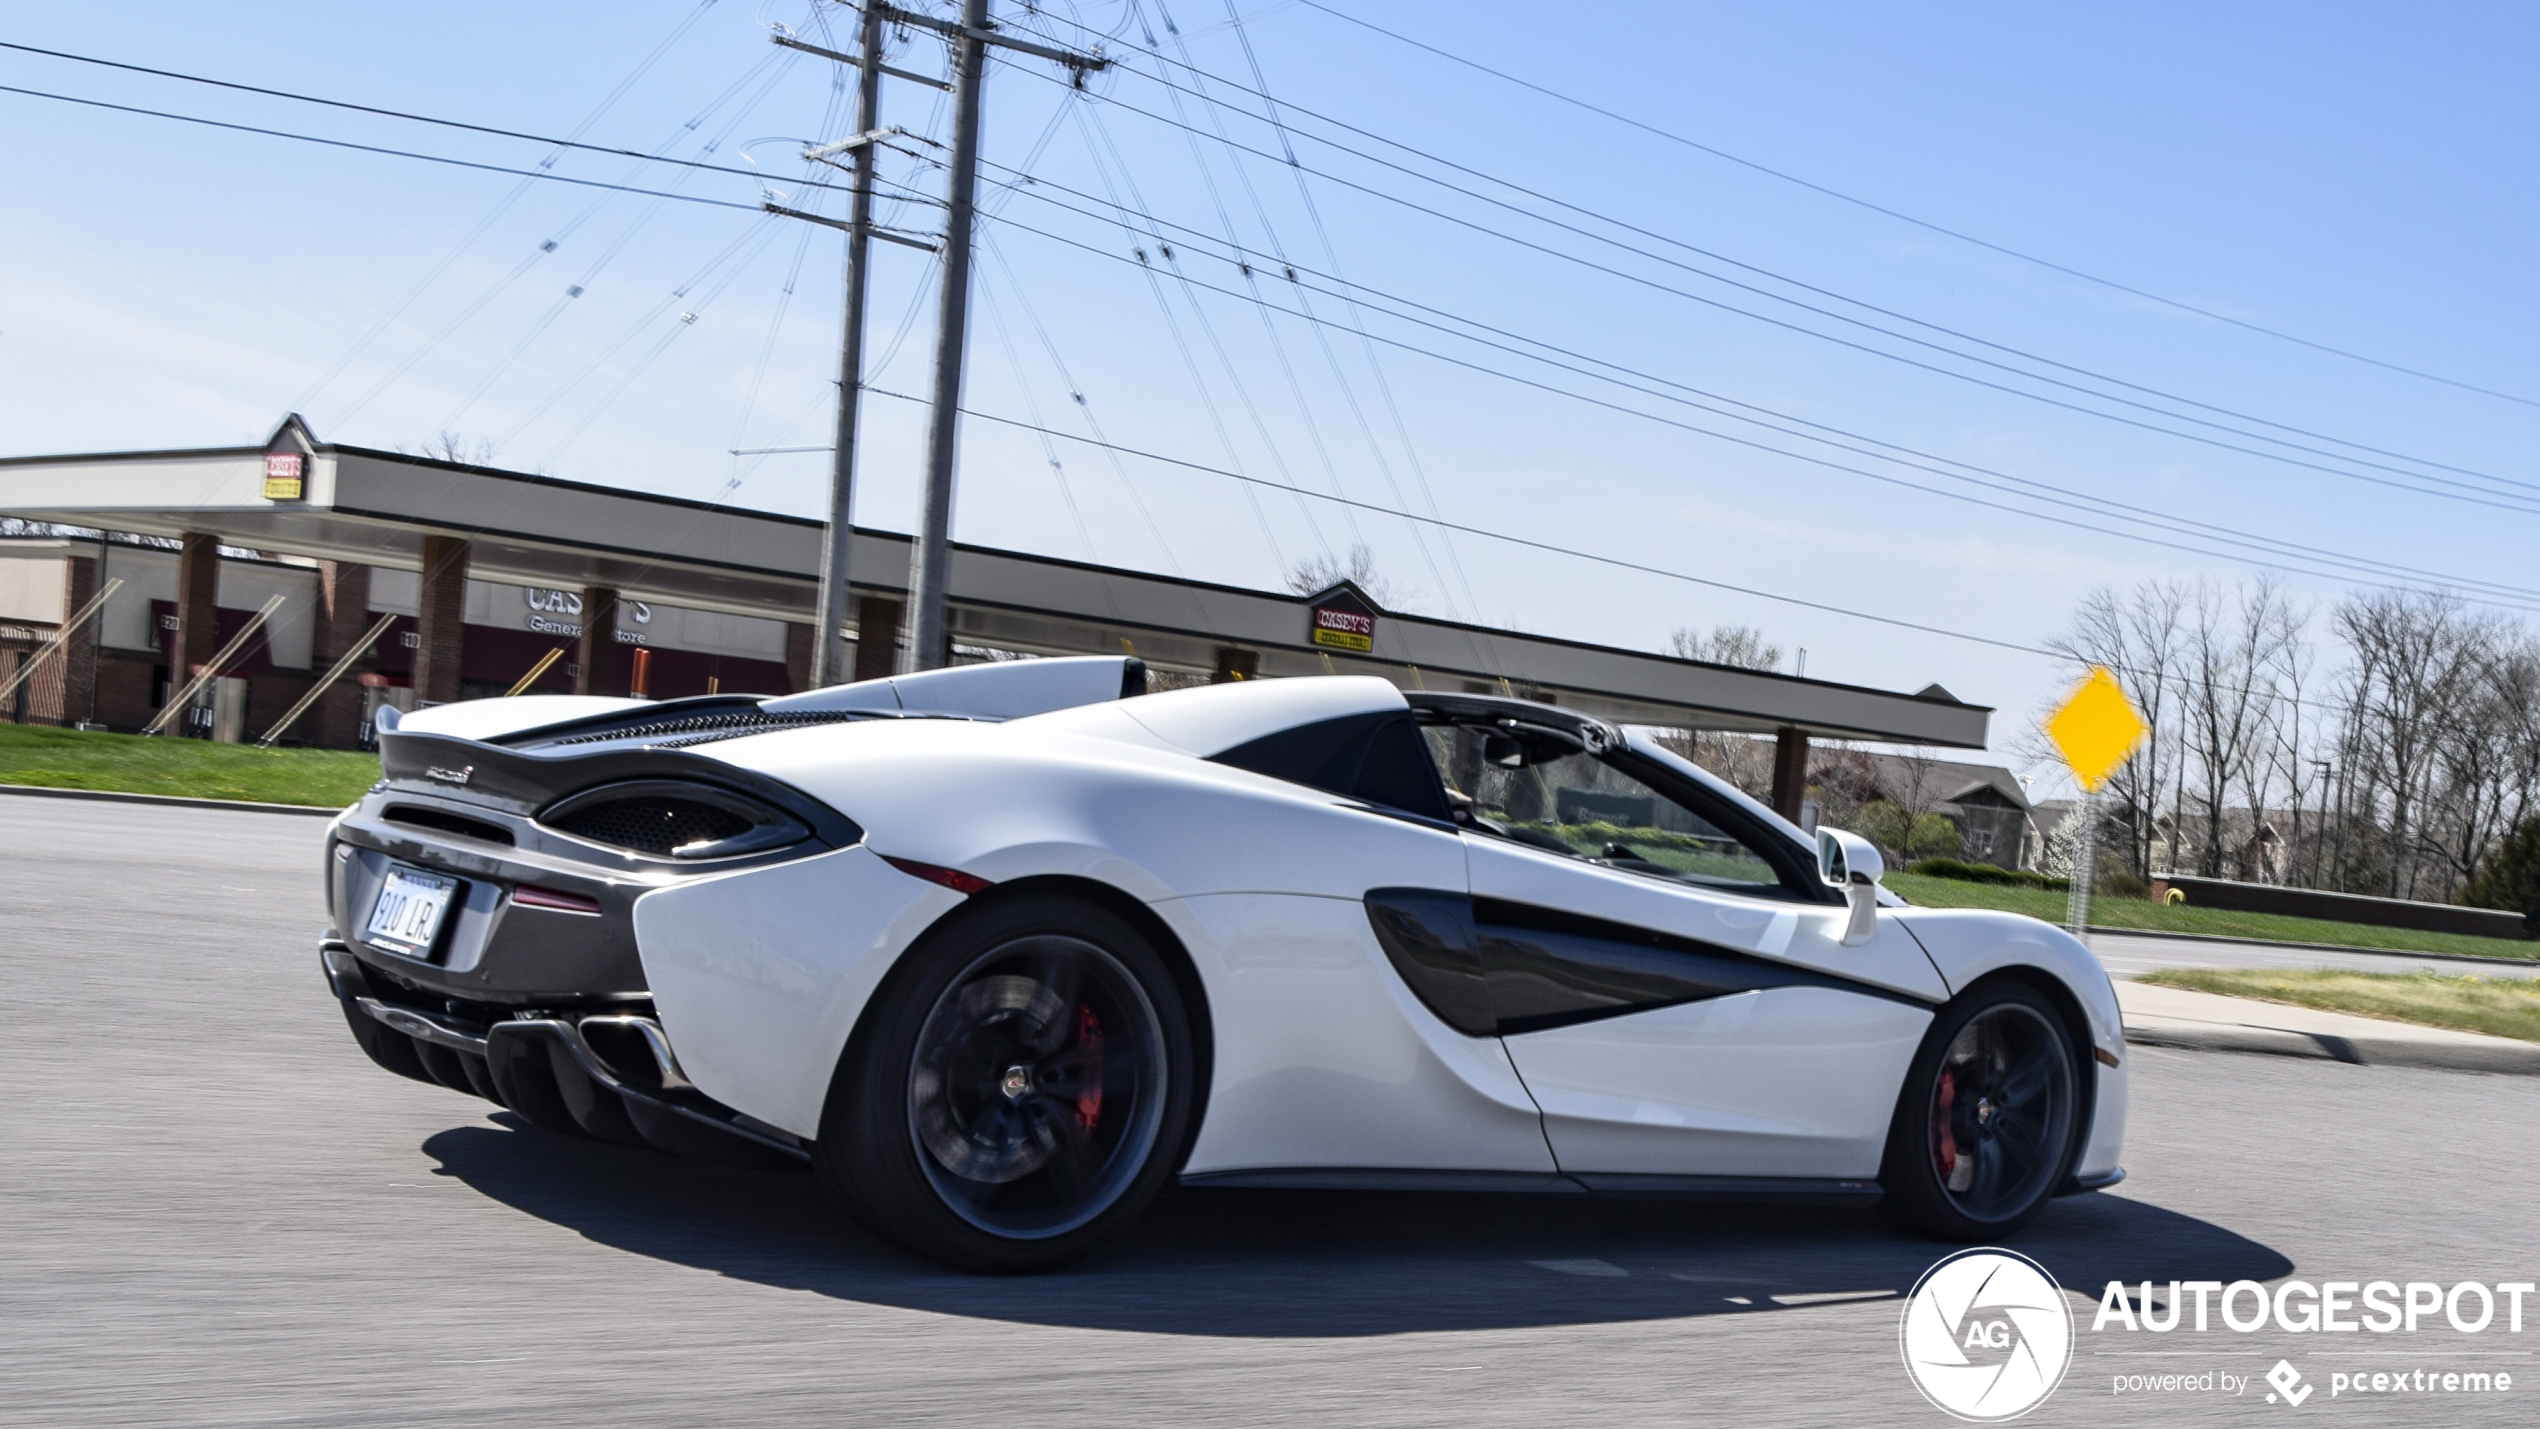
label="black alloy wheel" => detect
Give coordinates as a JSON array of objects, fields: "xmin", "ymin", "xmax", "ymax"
[
  {"xmin": 816, "ymin": 894, "xmax": 1195, "ymax": 1273},
  {"xmin": 1882, "ymin": 980, "xmax": 2080, "ymax": 1240}
]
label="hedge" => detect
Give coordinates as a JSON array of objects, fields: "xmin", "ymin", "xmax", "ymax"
[{"xmin": 1907, "ymin": 858, "xmax": 2071, "ymax": 892}]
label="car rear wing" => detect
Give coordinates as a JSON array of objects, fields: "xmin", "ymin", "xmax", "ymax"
[{"xmin": 384, "ymin": 655, "xmax": 1148, "ymax": 747}]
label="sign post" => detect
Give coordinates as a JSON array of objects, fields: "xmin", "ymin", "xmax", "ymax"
[{"xmin": 2043, "ymin": 666, "xmax": 2148, "ymax": 943}]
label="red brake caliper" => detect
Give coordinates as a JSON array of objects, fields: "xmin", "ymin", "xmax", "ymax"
[
  {"xmin": 1934, "ymin": 1068, "xmax": 1959, "ymax": 1180},
  {"xmin": 1074, "ymin": 1005, "xmax": 1104, "ymax": 1132}
]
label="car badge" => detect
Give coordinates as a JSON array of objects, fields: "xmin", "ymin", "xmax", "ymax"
[{"xmin": 426, "ymin": 765, "xmax": 475, "ymax": 786}]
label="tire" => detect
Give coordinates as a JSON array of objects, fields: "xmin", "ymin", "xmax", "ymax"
[
  {"xmin": 814, "ymin": 893, "xmax": 1196, "ymax": 1273},
  {"xmin": 1880, "ymin": 980, "xmax": 2080, "ymax": 1241}
]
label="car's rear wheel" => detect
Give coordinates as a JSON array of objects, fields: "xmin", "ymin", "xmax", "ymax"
[
  {"xmin": 815, "ymin": 893, "xmax": 1194, "ymax": 1273},
  {"xmin": 1881, "ymin": 980, "xmax": 2079, "ymax": 1241}
]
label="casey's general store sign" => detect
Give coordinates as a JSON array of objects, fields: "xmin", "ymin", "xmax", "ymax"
[{"xmin": 1308, "ymin": 588, "xmax": 1377, "ymax": 653}]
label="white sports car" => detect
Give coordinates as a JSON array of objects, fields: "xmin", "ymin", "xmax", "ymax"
[{"xmin": 320, "ymin": 657, "xmax": 2125, "ymax": 1272}]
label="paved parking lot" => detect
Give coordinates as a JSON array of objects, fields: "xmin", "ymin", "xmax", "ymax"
[{"xmin": 3, "ymin": 793, "xmax": 2534, "ymax": 1426}]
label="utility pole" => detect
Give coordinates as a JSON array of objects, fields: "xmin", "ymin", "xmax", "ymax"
[
  {"xmin": 771, "ymin": 3, "xmax": 1101, "ymax": 677},
  {"xmin": 903, "ymin": 0, "xmax": 992, "ymax": 673},
  {"xmin": 811, "ymin": 4, "xmax": 884, "ymax": 686},
  {"xmin": 886, "ymin": 0, "xmax": 1106, "ymax": 671},
  {"xmin": 770, "ymin": 12, "xmax": 924, "ymax": 686}
]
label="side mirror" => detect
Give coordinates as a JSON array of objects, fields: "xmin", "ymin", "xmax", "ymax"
[{"xmin": 1817, "ymin": 827, "xmax": 1885, "ymax": 946}]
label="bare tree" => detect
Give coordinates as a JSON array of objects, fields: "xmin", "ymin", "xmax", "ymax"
[
  {"xmin": 2258, "ymin": 597, "xmax": 2324, "ymax": 885},
  {"xmin": 1286, "ymin": 542, "xmax": 1412, "ymax": 611},
  {"xmin": 2334, "ymin": 590, "xmax": 2494, "ymax": 899},
  {"xmin": 1875, "ymin": 745, "xmax": 1962, "ymax": 861},
  {"xmin": 408, "ymin": 430, "xmax": 497, "ymax": 467},
  {"xmin": 2045, "ymin": 581, "xmax": 2189, "ymax": 879},
  {"xmin": 1647, "ymin": 625, "xmax": 1784, "ymax": 799},
  {"xmin": 1669, "ymin": 624, "xmax": 1783, "ymax": 672},
  {"xmin": 2422, "ymin": 634, "xmax": 2540, "ymax": 894},
  {"xmin": 2176, "ymin": 578, "xmax": 2296, "ymax": 877}
]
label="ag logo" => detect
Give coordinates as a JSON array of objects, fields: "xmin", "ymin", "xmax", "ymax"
[{"xmin": 1900, "ymin": 1248, "xmax": 2073, "ymax": 1421}]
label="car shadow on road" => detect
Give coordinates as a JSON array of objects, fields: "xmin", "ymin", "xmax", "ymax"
[{"xmin": 425, "ymin": 1115, "xmax": 2291, "ymax": 1338}]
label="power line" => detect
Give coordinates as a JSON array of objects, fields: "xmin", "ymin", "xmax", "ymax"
[
  {"xmin": 32, "ymin": 30, "xmax": 2526, "ymax": 504},
  {"xmin": 0, "ymin": 82, "xmax": 773, "ymax": 211},
  {"xmin": 1035, "ymin": 71, "xmax": 2540, "ymax": 514},
  {"xmin": 1009, "ymin": 17, "xmax": 2540, "ymax": 508},
  {"xmin": 1213, "ymin": 0, "xmax": 1485, "ymax": 631},
  {"xmin": 1126, "ymin": 37, "xmax": 1370, "ymax": 559},
  {"xmin": 1067, "ymin": 102, "xmax": 1292, "ymax": 572},
  {"xmin": 308, "ymin": 40, "xmax": 796, "ymax": 419},
  {"xmin": 428, "ymin": 52, "xmax": 809, "ymax": 435},
  {"xmin": 16, "ymin": 31, "xmax": 2529, "ymax": 629},
  {"xmin": 948, "ymin": 184, "xmax": 2540, "ymax": 612},
  {"xmin": 1286, "ymin": 0, "xmax": 2540, "ymax": 414},
  {"xmin": 24, "ymin": 61, "xmax": 2522, "ymax": 605},
  {"xmin": 859, "ymin": 382, "xmax": 2372, "ymax": 719},
  {"xmin": 1077, "ymin": 98, "xmax": 1327, "ymax": 562},
  {"xmin": 859, "ymin": 381, "xmax": 2060, "ymax": 658},
  {"xmin": 981, "ymin": 230, "xmax": 1192, "ymax": 579},
  {"xmin": 929, "ymin": 156, "xmax": 2540, "ymax": 606}
]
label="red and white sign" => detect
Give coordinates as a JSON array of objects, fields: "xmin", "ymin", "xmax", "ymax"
[{"xmin": 263, "ymin": 451, "xmax": 306, "ymax": 500}]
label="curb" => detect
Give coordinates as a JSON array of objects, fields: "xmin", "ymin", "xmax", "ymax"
[
  {"xmin": 0, "ymin": 782, "xmax": 344, "ymax": 818},
  {"xmin": 2123, "ymin": 1020, "xmax": 2540, "ymax": 1076},
  {"xmin": 2089, "ymin": 925, "xmax": 2540, "ymax": 967}
]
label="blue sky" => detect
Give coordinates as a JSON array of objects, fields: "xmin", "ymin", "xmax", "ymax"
[{"xmin": 4, "ymin": 2, "xmax": 2534, "ymax": 785}]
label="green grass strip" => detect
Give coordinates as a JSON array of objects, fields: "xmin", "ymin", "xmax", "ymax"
[
  {"xmin": 2135, "ymin": 967, "xmax": 2540, "ymax": 1044},
  {"xmin": 1884, "ymin": 871, "xmax": 2538, "ymax": 963},
  {"xmin": 0, "ymin": 723, "xmax": 377, "ymax": 809}
]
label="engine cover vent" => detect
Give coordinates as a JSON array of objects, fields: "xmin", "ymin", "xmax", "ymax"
[{"xmin": 542, "ymin": 781, "xmax": 810, "ymax": 860}]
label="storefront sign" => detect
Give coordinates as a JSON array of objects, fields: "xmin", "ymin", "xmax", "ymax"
[
  {"xmin": 1308, "ymin": 588, "xmax": 1377, "ymax": 653},
  {"xmin": 262, "ymin": 452, "xmax": 305, "ymax": 501}
]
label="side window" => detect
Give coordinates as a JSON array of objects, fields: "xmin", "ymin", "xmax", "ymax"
[
  {"xmin": 1212, "ymin": 712, "xmax": 1452, "ymax": 822},
  {"xmin": 1422, "ymin": 724, "xmax": 1788, "ymax": 894}
]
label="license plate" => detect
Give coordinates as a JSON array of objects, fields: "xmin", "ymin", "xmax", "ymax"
[{"xmin": 364, "ymin": 865, "xmax": 460, "ymax": 957}]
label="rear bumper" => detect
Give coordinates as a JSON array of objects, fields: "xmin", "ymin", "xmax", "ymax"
[{"xmin": 321, "ymin": 941, "xmax": 805, "ymax": 1169}]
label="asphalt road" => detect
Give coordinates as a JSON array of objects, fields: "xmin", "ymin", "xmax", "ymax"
[{"xmin": 4, "ymin": 793, "xmax": 2535, "ymax": 1427}]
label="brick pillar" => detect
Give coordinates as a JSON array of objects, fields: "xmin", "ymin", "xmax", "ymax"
[
  {"xmin": 314, "ymin": 561, "xmax": 373, "ymax": 747},
  {"xmin": 46, "ymin": 555, "xmax": 99, "ymax": 727},
  {"xmin": 853, "ymin": 596, "xmax": 902, "ymax": 683},
  {"xmin": 1211, "ymin": 647, "xmax": 1259, "ymax": 684},
  {"xmin": 172, "ymin": 532, "xmax": 221, "ymax": 689},
  {"xmin": 1772, "ymin": 726, "xmax": 1811, "ymax": 824},
  {"xmin": 574, "ymin": 586, "xmax": 620, "ymax": 696},
  {"xmin": 784, "ymin": 620, "xmax": 814, "ymax": 693},
  {"xmin": 412, "ymin": 536, "xmax": 470, "ymax": 706}
]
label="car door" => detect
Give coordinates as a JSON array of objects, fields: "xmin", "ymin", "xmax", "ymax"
[{"xmin": 1435, "ymin": 726, "xmax": 1944, "ymax": 1183}]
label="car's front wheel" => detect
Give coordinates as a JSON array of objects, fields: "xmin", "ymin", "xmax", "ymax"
[
  {"xmin": 814, "ymin": 893, "xmax": 1194, "ymax": 1273},
  {"xmin": 1881, "ymin": 979, "xmax": 2080, "ymax": 1241}
]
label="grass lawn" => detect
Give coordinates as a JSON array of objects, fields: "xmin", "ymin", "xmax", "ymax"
[
  {"xmin": 0, "ymin": 723, "xmax": 377, "ymax": 808},
  {"xmin": 2135, "ymin": 967, "xmax": 2540, "ymax": 1043},
  {"xmin": 1884, "ymin": 870, "xmax": 2539, "ymax": 963}
]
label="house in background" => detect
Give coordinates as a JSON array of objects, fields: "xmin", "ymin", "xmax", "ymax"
[{"xmin": 1805, "ymin": 744, "xmax": 2043, "ymax": 870}]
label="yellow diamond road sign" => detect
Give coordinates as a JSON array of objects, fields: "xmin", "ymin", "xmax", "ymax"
[{"xmin": 2046, "ymin": 666, "xmax": 2147, "ymax": 793}]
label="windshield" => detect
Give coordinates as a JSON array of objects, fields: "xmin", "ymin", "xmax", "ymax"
[{"xmin": 1421, "ymin": 722, "xmax": 1786, "ymax": 894}]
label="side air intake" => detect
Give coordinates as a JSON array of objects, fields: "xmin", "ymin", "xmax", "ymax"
[{"xmin": 541, "ymin": 781, "xmax": 809, "ymax": 860}]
